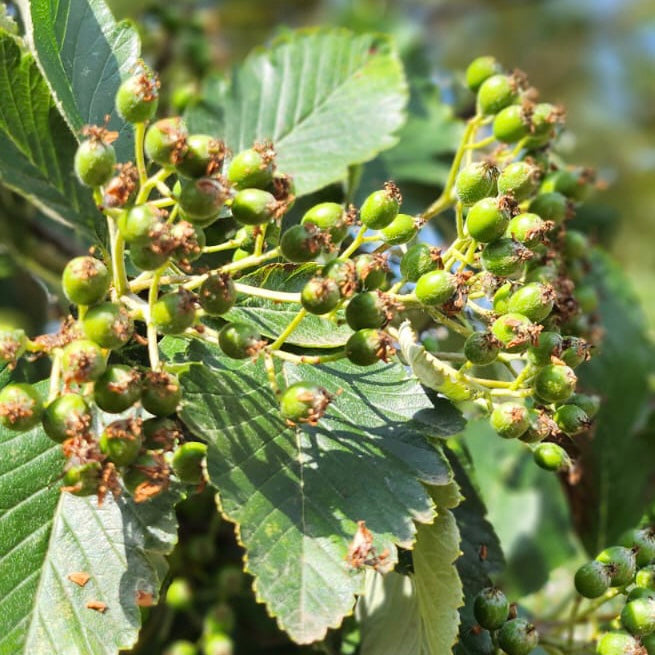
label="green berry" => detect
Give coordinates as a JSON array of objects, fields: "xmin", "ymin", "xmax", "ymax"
[
  {"xmin": 166, "ymin": 578, "xmax": 194, "ymax": 611},
  {"xmin": 231, "ymin": 188, "xmax": 278, "ymax": 225},
  {"xmin": 490, "ymin": 401, "xmax": 530, "ymax": 439},
  {"xmin": 533, "ymin": 442, "xmax": 570, "ymax": 472},
  {"xmin": 74, "ymin": 138, "xmax": 116, "ymax": 187},
  {"xmin": 171, "ymin": 222, "xmax": 205, "ymax": 263},
  {"xmin": 62, "ymin": 461, "xmax": 101, "ymax": 496},
  {"xmin": 506, "ymin": 283, "xmax": 554, "ymax": 322},
  {"xmin": 529, "ymin": 192, "xmax": 568, "ymax": 225},
  {"xmin": 203, "ymin": 602, "xmax": 236, "ymax": 637},
  {"xmin": 562, "ymin": 230, "xmax": 589, "ymax": 260},
  {"xmin": 644, "ymin": 632, "xmax": 655, "ymax": 655},
  {"xmin": 142, "ymin": 417, "xmax": 181, "ymax": 451},
  {"xmin": 0, "ymin": 324, "xmax": 27, "ymax": 366},
  {"xmin": 621, "ymin": 598, "xmax": 655, "ymax": 636},
  {"xmin": 481, "ymin": 238, "xmax": 529, "ymax": 277},
  {"xmin": 560, "ymin": 337, "xmax": 590, "ymax": 368},
  {"xmin": 636, "ymin": 566, "xmax": 655, "ymax": 591},
  {"xmin": 380, "ymin": 213, "xmax": 417, "ymax": 245},
  {"xmin": 62, "ymin": 339, "xmax": 106, "ymax": 383},
  {"xmin": 541, "ymin": 168, "xmax": 590, "ymax": 201},
  {"xmin": 565, "ymin": 393, "xmax": 600, "ymax": 419},
  {"xmin": 301, "ymin": 277, "xmax": 341, "ymax": 315},
  {"xmin": 415, "ymin": 270, "xmax": 457, "ymax": 306},
  {"xmin": 164, "ymin": 641, "xmax": 197, "ymax": 655},
  {"xmin": 466, "ymin": 197, "xmax": 511, "ymax": 243},
  {"xmin": 491, "ymin": 312, "xmax": 534, "ymax": 353},
  {"xmin": 115, "ymin": 71, "xmax": 159, "ymax": 123},
  {"xmin": 99, "ymin": 418, "xmax": 143, "ymax": 466},
  {"xmin": 627, "ymin": 587, "xmax": 655, "ymax": 602},
  {"xmin": 130, "ymin": 239, "xmax": 170, "ymax": 271},
  {"xmin": 466, "ymin": 56, "xmax": 503, "ymax": 91},
  {"xmin": 0, "ymin": 383, "xmax": 43, "ymax": 432},
  {"xmin": 62, "ymin": 256, "xmax": 111, "ymax": 306},
  {"xmin": 400, "ymin": 243, "xmax": 440, "ymax": 282},
  {"xmin": 42, "ymin": 393, "xmax": 92, "ymax": 442},
  {"xmin": 204, "ymin": 633, "xmax": 233, "ymax": 655},
  {"xmin": 455, "ymin": 162, "xmax": 497, "ymax": 205},
  {"xmin": 554, "ymin": 403, "xmax": 590, "ymax": 436},
  {"xmin": 302, "ymin": 202, "xmax": 349, "ymax": 245},
  {"xmin": 506, "ymin": 213, "xmax": 547, "ymax": 246},
  {"xmin": 280, "ymin": 382, "xmax": 331, "ymax": 424},
  {"xmin": 323, "ymin": 259, "xmax": 357, "ymax": 298},
  {"xmin": 527, "ymin": 331, "xmax": 563, "ymax": 366},
  {"xmin": 199, "ymin": 274, "xmax": 237, "ymax": 316},
  {"xmin": 477, "ymin": 74, "xmax": 518, "ymax": 115},
  {"xmin": 178, "ymin": 178, "xmax": 229, "ymax": 221},
  {"xmin": 520, "ymin": 408, "xmax": 556, "ymax": 443},
  {"xmin": 152, "ymin": 289, "xmax": 196, "ymax": 335},
  {"xmin": 346, "ymin": 329, "xmax": 394, "ymax": 367},
  {"xmin": 346, "ymin": 292, "xmax": 389, "ymax": 330},
  {"xmin": 525, "ymin": 263, "xmax": 559, "ymax": 285},
  {"xmin": 473, "ymin": 587, "xmax": 509, "ymax": 630},
  {"xmin": 596, "ymin": 546, "xmax": 637, "ymax": 587},
  {"xmin": 93, "ymin": 365, "xmax": 141, "ymax": 414},
  {"xmin": 82, "ymin": 302, "xmax": 133, "ymax": 350},
  {"xmin": 280, "ymin": 224, "xmax": 323, "ymax": 263},
  {"xmin": 218, "ymin": 322, "xmax": 262, "ymax": 359},
  {"xmin": 360, "ymin": 184, "xmax": 401, "ymax": 230},
  {"xmin": 596, "ymin": 631, "xmax": 641, "ymax": 655},
  {"xmin": 141, "ymin": 371, "xmax": 182, "ymax": 417},
  {"xmin": 464, "ymin": 332, "xmax": 500, "ymax": 365},
  {"xmin": 524, "ymin": 103, "xmax": 562, "ymax": 148},
  {"xmin": 492, "ymin": 282, "xmax": 513, "ymax": 314},
  {"xmin": 493, "ymin": 104, "xmax": 531, "ymax": 143},
  {"xmin": 176, "ymin": 135, "xmax": 225, "ymax": 178},
  {"xmin": 575, "ymin": 561, "xmax": 611, "ymax": 598},
  {"xmin": 575, "ymin": 284, "xmax": 600, "ymax": 314},
  {"xmin": 533, "ymin": 364, "xmax": 577, "ymax": 403},
  {"xmin": 118, "ymin": 204, "xmax": 161, "ymax": 242},
  {"xmin": 123, "ymin": 452, "xmax": 167, "ymax": 499},
  {"xmin": 227, "ymin": 148, "xmax": 274, "ymax": 190},
  {"xmin": 217, "ymin": 564, "xmax": 244, "ymax": 598},
  {"xmin": 620, "ymin": 529, "xmax": 655, "ymax": 568},
  {"xmin": 497, "ymin": 618, "xmax": 539, "ymax": 655},
  {"xmin": 171, "ymin": 442, "xmax": 207, "ymax": 484},
  {"xmin": 144, "ymin": 117, "xmax": 188, "ymax": 167},
  {"xmin": 497, "ymin": 162, "xmax": 540, "ymax": 202},
  {"xmin": 355, "ymin": 254, "xmax": 388, "ymax": 290}
]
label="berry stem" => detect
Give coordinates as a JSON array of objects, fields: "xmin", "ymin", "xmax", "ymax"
[
  {"xmin": 146, "ymin": 267, "xmax": 164, "ymax": 370},
  {"xmin": 135, "ymin": 168, "xmax": 172, "ymax": 205},
  {"xmin": 48, "ymin": 348, "xmax": 62, "ymax": 402},
  {"xmin": 106, "ymin": 214, "xmax": 129, "ymax": 298},
  {"xmin": 264, "ymin": 351, "xmax": 280, "ymax": 397},
  {"xmin": 339, "ymin": 225, "xmax": 367, "ymax": 261},
  {"xmin": 425, "ymin": 307, "xmax": 473, "ymax": 337},
  {"xmin": 254, "ymin": 223, "xmax": 268, "ymax": 257},
  {"xmin": 233, "ymin": 283, "xmax": 300, "ymax": 304},
  {"xmin": 134, "ymin": 122, "xmax": 148, "ymax": 187},
  {"xmin": 202, "ymin": 238, "xmax": 245, "ymax": 254},
  {"xmin": 270, "ymin": 349, "xmax": 347, "ymax": 365},
  {"xmin": 268, "ymin": 308, "xmax": 308, "ymax": 351},
  {"xmin": 455, "ymin": 201, "xmax": 464, "ymax": 239}
]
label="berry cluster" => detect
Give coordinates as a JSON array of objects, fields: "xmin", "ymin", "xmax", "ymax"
[
  {"xmin": 0, "ymin": 55, "xmax": 603, "ymax": 504},
  {"xmin": 473, "ymin": 586, "xmax": 539, "ymax": 655},
  {"xmin": 575, "ymin": 527, "xmax": 655, "ymax": 654}
]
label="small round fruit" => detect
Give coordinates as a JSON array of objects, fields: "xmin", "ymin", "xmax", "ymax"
[
  {"xmin": 464, "ymin": 332, "xmax": 500, "ymax": 366},
  {"xmin": 473, "ymin": 587, "xmax": 509, "ymax": 630},
  {"xmin": 199, "ymin": 274, "xmax": 237, "ymax": 316},
  {"xmin": 280, "ymin": 382, "xmax": 331, "ymax": 424},
  {"xmin": 301, "ymin": 277, "xmax": 341, "ymax": 315},
  {"xmin": 466, "ymin": 56, "xmax": 502, "ymax": 91},
  {"xmin": 346, "ymin": 329, "xmax": 394, "ymax": 367},
  {"xmin": 0, "ymin": 324, "xmax": 27, "ymax": 365},
  {"xmin": 62, "ymin": 340, "xmax": 106, "ymax": 383},
  {"xmin": 141, "ymin": 371, "xmax": 182, "ymax": 417},
  {"xmin": 130, "ymin": 239, "xmax": 170, "ymax": 271},
  {"xmin": 477, "ymin": 74, "xmax": 518, "ymax": 115},
  {"xmin": 94, "ymin": 365, "xmax": 141, "ymax": 413},
  {"xmin": 171, "ymin": 442, "xmax": 207, "ymax": 484},
  {"xmin": 203, "ymin": 602, "xmax": 236, "ymax": 637},
  {"xmin": 171, "ymin": 222, "xmax": 205, "ymax": 262},
  {"xmin": 637, "ymin": 566, "xmax": 655, "ymax": 591},
  {"xmin": 231, "ymin": 188, "xmax": 278, "ymax": 225},
  {"xmin": 497, "ymin": 162, "xmax": 540, "ymax": 202},
  {"xmin": 74, "ymin": 139, "xmax": 116, "ymax": 187},
  {"xmin": 400, "ymin": 243, "xmax": 440, "ymax": 282},
  {"xmin": 533, "ymin": 364, "xmax": 577, "ymax": 403},
  {"xmin": 152, "ymin": 290, "xmax": 196, "ymax": 335},
  {"xmin": 144, "ymin": 117, "xmax": 188, "ymax": 167},
  {"xmin": 563, "ymin": 230, "xmax": 589, "ymax": 260},
  {"xmin": 466, "ymin": 197, "xmax": 511, "ymax": 243},
  {"xmin": 323, "ymin": 259, "xmax": 357, "ymax": 298},
  {"xmin": 142, "ymin": 417, "xmax": 181, "ymax": 451},
  {"xmin": 0, "ymin": 383, "xmax": 43, "ymax": 431},
  {"xmin": 533, "ymin": 442, "xmax": 570, "ymax": 472},
  {"xmin": 227, "ymin": 148, "xmax": 274, "ymax": 190},
  {"xmin": 596, "ymin": 631, "xmax": 641, "ymax": 655},
  {"xmin": 178, "ymin": 178, "xmax": 229, "ymax": 221},
  {"xmin": 554, "ymin": 404, "xmax": 590, "ymax": 436},
  {"xmin": 628, "ymin": 587, "xmax": 655, "ymax": 602},
  {"xmin": 575, "ymin": 284, "xmax": 599, "ymax": 314},
  {"xmin": 596, "ymin": 546, "xmax": 637, "ymax": 588},
  {"xmin": 575, "ymin": 560, "xmax": 611, "ymax": 598},
  {"xmin": 529, "ymin": 192, "xmax": 568, "ymax": 225},
  {"xmin": 524, "ymin": 103, "xmax": 562, "ymax": 148},
  {"xmin": 497, "ymin": 618, "xmax": 539, "ymax": 655},
  {"xmin": 490, "ymin": 402, "xmax": 530, "ymax": 439},
  {"xmin": 115, "ymin": 72, "xmax": 159, "ymax": 123},
  {"xmin": 493, "ymin": 104, "xmax": 530, "ymax": 143},
  {"xmin": 302, "ymin": 202, "xmax": 349, "ymax": 245},
  {"xmin": 506, "ymin": 283, "xmax": 554, "ymax": 323},
  {"xmin": 354, "ymin": 254, "xmax": 388, "ymax": 290},
  {"xmin": 643, "ymin": 632, "xmax": 655, "ymax": 655},
  {"xmin": 280, "ymin": 224, "xmax": 323, "ymax": 263},
  {"xmin": 62, "ymin": 256, "xmax": 111, "ymax": 306},
  {"xmin": 621, "ymin": 598, "xmax": 655, "ymax": 636},
  {"xmin": 82, "ymin": 302, "xmax": 133, "ymax": 350},
  {"xmin": 218, "ymin": 322, "xmax": 262, "ymax": 359},
  {"xmin": 164, "ymin": 641, "xmax": 197, "ymax": 655},
  {"xmin": 541, "ymin": 169, "xmax": 589, "ymax": 200},
  {"xmin": 99, "ymin": 418, "xmax": 143, "ymax": 466},
  {"xmin": 521, "ymin": 408, "xmax": 557, "ymax": 443},
  {"xmin": 42, "ymin": 393, "xmax": 91, "ymax": 442},
  {"xmin": 455, "ymin": 162, "xmax": 497, "ymax": 205},
  {"xmin": 506, "ymin": 213, "xmax": 547, "ymax": 247},
  {"xmin": 565, "ymin": 393, "xmax": 600, "ymax": 419},
  {"xmin": 123, "ymin": 452, "xmax": 168, "ymax": 498},
  {"xmin": 481, "ymin": 238, "xmax": 529, "ymax": 277},
  {"xmin": 491, "ymin": 313, "xmax": 534, "ymax": 353},
  {"xmin": 527, "ymin": 331, "xmax": 563, "ymax": 366},
  {"xmin": 561, "ymin": 337, "xmax": 590, "ymax": 368},
  {"xmin": 345, "ymin": 292, "xmax": 388, "ymax": 330},
  {"xmin": 415, "ymin": 270, "xmax": 456, "ymax": 306},
  {"xmin": 166, "ymin": 578, "xmax": 193, "ymax": 611},
  {"xmin": 62, "ymin": 461, "xmax": 101, "ymax": 496},
  {"xmin": 380, "ymin": 213, "xmax": 417, "ymax": 245},
  {"xmin": 360, "ymin": 184, "xmax": 401, "ymax": 230},
  {"xmin": 526, "ymin": 263, "xmax": 559, "ymax": 285},
  {"xmin": 204, "ymin": 633, "xmax": 233, "ymax": 655},
  {"xmin": 621, "ymin": 529, "xmax": 655, "ymax": 568},
  {"xmin": 176, "ymin": 135, "xmax": 225, "ymax": 179},
  {"xmin": 492, "ymin": 282, "xmax": 513, "ymax": 314},
  {"xmin": 118, "ymin": 204, "xmax": 161, "ymax": 242}
]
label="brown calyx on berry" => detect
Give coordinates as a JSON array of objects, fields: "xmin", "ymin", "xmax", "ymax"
[
  {"xmin": 375, "ymin": 331, "xmax": 396, "ymax": 363},
  {"xmin": 81, "ymin": 118, "xmax": 119, "ymax": 145},
  {"xmin": 103, "ymin": 162, "xmax": 139, "ymax": 208},
  {"xmin": 253, "ymin": 140, "xmax": 277, "ymax": 167},
  {"xmin": 383, "ymin": 180, "xmax": 402, "ymax": 204}
]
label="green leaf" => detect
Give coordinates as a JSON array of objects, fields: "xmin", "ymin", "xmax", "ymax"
[
  {"xmin": 162, "ymin": 336, "xmax": 461, "ymax": 644},
  {"xmin": 16, "ymin": 0, "xmax": 140, "ymax": 162},
  {"xmin": 0, "ymin": 383, "xmax": 179, "ymax": 654},
  {"xmin": 221, "ymin": 264, "xmax": 352, "ymax": 348},
  {"xmin": 0, "ymin": 32, "xmax": 102, "ymax": 237},
  {"xmin": 574, "ymin": 251, "xmax": 655, "ymax": 552},
  {"xmin": 186, "ymin": 28, "xmax": 408, "ymax": 196}
]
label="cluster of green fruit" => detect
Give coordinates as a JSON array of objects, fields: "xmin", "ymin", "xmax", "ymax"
[
  {"xmin": 473, "ymin": 586, "xmax": 539, "ymax": 655},
  {"xmin": 575, "ymin": 527, "xmax": 655, "ymax": 654}
]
